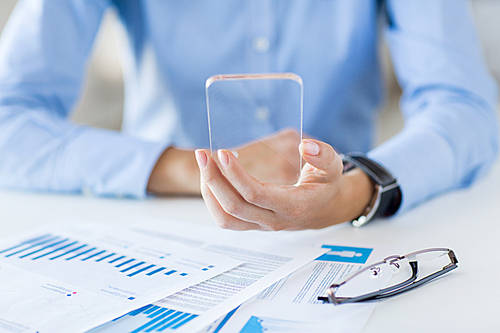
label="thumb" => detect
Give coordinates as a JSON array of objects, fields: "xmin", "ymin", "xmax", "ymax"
[{"xmin": 299, "ymin": 139, "xmax": 343, "ymax": 179}]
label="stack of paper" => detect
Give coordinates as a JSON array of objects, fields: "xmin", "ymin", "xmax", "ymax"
[{"xmin": 0, "ymin": 217, "xmax": 392, "ymax": 333}]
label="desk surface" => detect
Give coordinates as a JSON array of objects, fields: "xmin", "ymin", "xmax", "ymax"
[{"xmin": 1, "ymin": 159, "xmax": 499, "ymax": 332}]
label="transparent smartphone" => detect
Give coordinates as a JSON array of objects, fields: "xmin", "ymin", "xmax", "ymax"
[{"xmin": 205, "ymin": 73, "xmax": 303, "ymax": 185}]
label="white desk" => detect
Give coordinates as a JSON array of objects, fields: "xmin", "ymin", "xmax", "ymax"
[{"xmin": 1, "ymin": 159, "xmax": 499, "ymax": 332}]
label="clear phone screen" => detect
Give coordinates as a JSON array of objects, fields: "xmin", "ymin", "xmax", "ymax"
[{"xmin": 205, "ymin": 73, "xmax": 304, "ymax": 185}]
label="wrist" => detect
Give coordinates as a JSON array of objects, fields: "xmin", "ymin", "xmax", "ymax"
[
  {"xmin": 338, "ymin": 168, "xmax": 376, "ymax": 223},
  {"xmin": 341, "ymin": 153, "xmax": 401, "ymax": 227}
]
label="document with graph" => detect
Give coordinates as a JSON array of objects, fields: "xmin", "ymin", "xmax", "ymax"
[
  {"xmin": 213, "ymin": 243, "xmax": 395, "ymax": 333},
  {"xmin": 84, "ymin": 217, "xmax": 329, "ymax": 333},
  {"xmin": 0, "ymin": 221, "xmax": 242, "ymax": 333}
]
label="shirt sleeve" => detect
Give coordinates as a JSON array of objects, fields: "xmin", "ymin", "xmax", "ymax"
[
  {"xmin": 368, "ymin": 0, "xmax": 499, "ymax": 213},
  {"xmin": 0, "ymin": 0, "xmax": 166, "ymax": 197}
]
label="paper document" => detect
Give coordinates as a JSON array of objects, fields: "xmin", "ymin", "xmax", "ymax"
[
  {"xmin": 87, "ymin": 217, "xmax": 329, "ymax": 333},
  {"xmin": 0, "ymin": 221, "xmax": 241, "ymax": 333},
  {"xmin": 214, "ymin": 244, "xmax": 394, "ymax": 333}
]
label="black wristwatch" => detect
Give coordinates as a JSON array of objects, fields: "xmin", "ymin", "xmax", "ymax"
[{"xmin": 341, "ymin": 153, "xmax": 402, "ymax": 227}]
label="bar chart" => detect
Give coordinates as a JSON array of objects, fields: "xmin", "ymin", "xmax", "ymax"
[
  {"xmin": 0, "ymin": 221, "xmax": 242, "ymax": 333},
  {"xmin": 0, "ymin": 233, "xmax": 208, "ymax": 279},
  {"xmin": 89, "ymin": 304, "xmax": 198, "ymax": 333}
]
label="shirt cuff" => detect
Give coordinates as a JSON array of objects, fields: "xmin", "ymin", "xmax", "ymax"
[
  {"xmin": 367, "ymin": 127, "xmax": 455, "ymax": 214},
  {"xmin": 58, "ymin": 126, "xmax": 167, "ymax": 198}
]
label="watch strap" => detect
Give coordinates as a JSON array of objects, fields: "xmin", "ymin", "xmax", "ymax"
[{"xmin": 342, "ymin": 153, "xmax": 401, "ymax": 227}]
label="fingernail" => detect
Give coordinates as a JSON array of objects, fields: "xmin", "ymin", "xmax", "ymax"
[
  {"xmin": 302, "ymin": 140, "xmax": 320, "ymax": 156},
  {"xmin": 195, "ymin": 149, "xmax": 207, "ymax": 169},
  {"xmin": 218, "ymin": 150, "xmax": 229, "ymax": 168}
]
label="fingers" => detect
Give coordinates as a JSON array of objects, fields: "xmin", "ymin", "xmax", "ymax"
[
  {"xmin": 299, "ymin": 139, "xmax": 343, "ymax": 182},
  {"xmin": 195, "ymin": 149, "xmax": 275, "ymax": 227},
  {"xmin": 194, "ymin": 138, "xmax": 345, "ymax": 232},
  {"xmin": 199, "ymin": 180, "xmax": 263, "ymax": 231}
]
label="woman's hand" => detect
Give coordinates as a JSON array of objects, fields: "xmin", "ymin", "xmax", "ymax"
[
  {"xmin": 147, "ymin": 129, "xmax": 302, "ymax": 195},
  {"xmin": 195, "ymin": 139, "xmax": 375, "ymax": 231}
]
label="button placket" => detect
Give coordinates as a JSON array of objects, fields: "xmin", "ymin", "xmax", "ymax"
[{"xmin": 249, "ymin": 0, "xmax": 273, "ymax": 72}]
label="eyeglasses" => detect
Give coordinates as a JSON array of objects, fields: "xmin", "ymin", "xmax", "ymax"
[{"xmin": 318, "ymin": 248, "xmax": 458, "ymax": 305}]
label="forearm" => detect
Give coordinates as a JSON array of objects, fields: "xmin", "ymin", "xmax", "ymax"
[
  {"xmin": 369, "ymin": 97, "xmax": 498, "ymax": 213},
  {"xmin": 0, "ymin": 0, "xmax": 164, "ymax": 196},
  {"xmin": 379, "ymin": 0, "xmax": 499, "ymax": 212},
  {"xmin": 0, "ymin": 106, "xmax": 165, "ymax": 197}
]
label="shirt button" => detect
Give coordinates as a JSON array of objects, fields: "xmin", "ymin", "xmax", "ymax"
[
  {"xmin": 253, "ymin": 36, "xmax": 270, "ymax": 53},
  {"xmin": 255, "ymin": 106, "xmax": 270, "ymax": 121}
]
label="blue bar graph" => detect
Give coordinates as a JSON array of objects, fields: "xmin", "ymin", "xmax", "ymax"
[
  {"xmin": 144, "ymin": 306, "xmax": 160, "ymax": 315},
  {"xmin": 171, "ymin": 314, "xmax": 198, "ymax": 330},
  {"xmin": 88, "ymin": 304, "xmax": 198, "ymax": 333},
  {"xmin": 19, "ymin": 238, "xmax": 69, "ymax": 258},
  {"xmin": 66, "ymin": 247, "xmax": 97, "ymax": 260},
  {"xmin": 0, "ymin": 234, "xmax": 207, "ymax": 280},
  {"xmin": 96, "ymin": 253, "xmax": 115, "ymax": 262},
  {"xmin": 128, "ymin": 264, "xmax": 155, "ymax": 277},
  {"xmin": 32, "ymin": 241, "xmax": 76, "ymax": 260},
  {"xmin": 158, "ymin": 312, "xmax": 190, "ymax": 331},
  {"xmin": 120, "ymin": 262, "xmax": 145, "ymax": 273},
  {"xmin": 129, "ymin": 305, "xmax": 154, "ymax": 316},
  {"xmin": 146, "ymin": 267, "xmax": 166, "ymax": 276},
  {"xmin": 146, "ymin": 312, "xmax": 183, "ymax": 332},
  {"xmin": 108, "ymin": 304, "xmax": 198, "ymax": 333},
  {"xmin": 148, "ymin": 308, "xmax": 168, "ymax": 318},
  {"xmin": 4, "ymin": 236, "xmax": 60, "ymax": 257},
  {"xmin": 109, "ymin": 256, "xmax": 125, "ymax": 264},
  {"xmin": 86, "ymin": 304, "xmax": 198, "ymax": 332},
  {"xmin": 50, "ymin": 244, "xmax": 87, "ymax": 260},
  {"xmin": 115, "ymin": 258, "xmax": 135, "ymax": 268},
  {"xmin": 0, "ymin": 234, "xmax": 52, "ymax": 255},
  {"xmin": 82, "ymin": 250, "xmax": 106, "ymax": 261},
  {"xmin": 132, "ymin": 310, "xmax": 177, "ymax": 333}
]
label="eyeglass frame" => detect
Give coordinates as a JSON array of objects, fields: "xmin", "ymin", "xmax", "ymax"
[{"xmin": 318, "ymin": 248, "xmax": 458, "ymax": 305}]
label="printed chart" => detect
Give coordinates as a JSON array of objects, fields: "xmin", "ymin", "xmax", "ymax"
[
  {"xmin": 0, "ymin": 222, "xmax": 241, "ymax": 333},
  {"xmin": 76, "ymin": 218, "xmax": 330, "ymax": 333},
  {"xmin": 90, "ymin": 304, "xmax": 198, "ymax": 333},
  {"xmin": 0, "ymin": 233, "xmax": 200, "ymax": 281}
]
